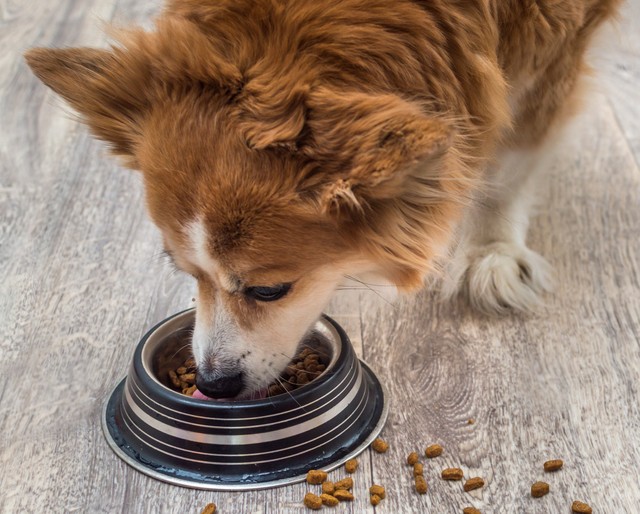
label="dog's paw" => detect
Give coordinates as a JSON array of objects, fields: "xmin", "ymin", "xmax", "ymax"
[{"xmin": 443, "ymin": 242, "xmax": 554, "ymax": 315}]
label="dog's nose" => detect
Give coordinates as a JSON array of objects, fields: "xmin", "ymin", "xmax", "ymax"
[{"xmin": 196, "ymin": 372, "xmax": 244, "ymax": 399}]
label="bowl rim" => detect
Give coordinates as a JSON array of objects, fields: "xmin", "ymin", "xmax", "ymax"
[{"xmin": 134, "ymin": 308, "xmax": 348, "ymax": 410}]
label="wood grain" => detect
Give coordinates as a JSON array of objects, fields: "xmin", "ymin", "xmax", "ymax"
[{"xmin": 1, "ymin": 1, "xmax": 639, "ymax": 513}]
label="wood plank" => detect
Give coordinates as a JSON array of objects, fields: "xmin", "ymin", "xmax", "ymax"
[{"xmin": 1, "ymin": 0, "xmax": 639, "ymax": 513}]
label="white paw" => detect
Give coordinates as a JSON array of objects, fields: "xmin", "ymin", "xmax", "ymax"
[{"xmin": 443, "ymin": 242, "xmax": 554, "ymax": 315}]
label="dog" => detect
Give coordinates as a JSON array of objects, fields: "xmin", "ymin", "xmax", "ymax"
[{"xmin": 26, "ymin": 0, "xmax": 620, "ymax": 399}]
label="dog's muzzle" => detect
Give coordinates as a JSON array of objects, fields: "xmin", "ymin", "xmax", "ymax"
[{"xmin": 195, "ymin": 371, "xmax": 245, "ymax": 398}]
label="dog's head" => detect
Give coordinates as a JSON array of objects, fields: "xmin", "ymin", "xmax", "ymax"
[{"xmin": 26, "ymin": 15, "xmax": 469, "ymax": 398}]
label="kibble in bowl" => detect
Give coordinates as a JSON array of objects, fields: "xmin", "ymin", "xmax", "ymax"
[
  {"xmin": 165, "ymin": 348, "xmax": 329, "ymax": 400},
  {"xmin": 102, "ymin": 309, "xmax": 388, "ymax": 491}
]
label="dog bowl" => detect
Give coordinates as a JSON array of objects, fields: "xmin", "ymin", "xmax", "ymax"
[{"xmin": 102, "ymin": 308, "xmax": 388, "ymax": 490}]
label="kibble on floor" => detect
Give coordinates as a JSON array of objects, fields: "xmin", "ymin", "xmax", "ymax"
[
  {"xmin": 200, "ymin": 503, "xmax": 216, "ymax": 514},
  {"xmin": 321, "ymin": 481, "xmax": 335, "ymax": 495},
  {"xmin": 303, "ymin": 492, "xmax": 322, "ymax": 510},
  {"xmin": 334, "ymin": 477, "xmax": 353, "ymax": 491},
  {"xmin": 442, "ymin": 467, "xmax": 464, "ymax": 481},
  {"xmin": 544, "ymin": 459, "xmax": 564, "ymax": 472},
  {"xmin": 345, "ymin": 459, "xmax": 358, "ymax": 473},
  {"xmin": 369, "ymin": 484, "xmax": 385, "ymax": 499},
  {"xmin": 463, "ymin": 477, "xmax": 484, "ymax": 492},
  {"xmin": 306, "ymin": 470, "xmax": 328, "ymax": 485},
  {"xmin": 571, "ymin": 500, "xmax": 593, "ymax": 513},
  {"xmin": 407, "ymin": 452, "xmax": 420, "ymax": 466},
  {"xmin": 372, "ymin": 438, "xmax": 389, "ymax": 453},
  {"xmin": 425, "ymin": 444, "xmax": 443, "ymax": 458},
  {"xmin": 531, "ymin": 481, "xmax": 550, "ymax": 498},
  {"xmin": 320, "ymin": 493, "xmax": 339, "ymax": 507},
  {"xmin": 333, "ymin": 490, "xmax": 354, "ymax": 502},
  {"xmin": 415, "ymin": 475, "xmax": 428, "ymax": 494}
]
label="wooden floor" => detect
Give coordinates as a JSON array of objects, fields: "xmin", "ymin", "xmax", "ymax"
[{"xmin": 2, "ymin": 1, "xmax": 639, "ymax": 513}]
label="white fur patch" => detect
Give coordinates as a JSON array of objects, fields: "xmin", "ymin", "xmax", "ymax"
[
  {"xmin": 441, "ymin": 136, "xmax": 565, "ymax": 314},
  {"xmin": 185, "ymin": 218, "xmax": 237, "ymax": 291},
  {"xmin": 186, "ymin": 218, "xmax": 219, "ymax": 277}
]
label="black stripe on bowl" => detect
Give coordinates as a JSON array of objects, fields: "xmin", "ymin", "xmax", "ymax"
[
  {"xmin": 118, "ymin": 378, "xmax": 371, "ymax": 470},
  {"xmin": 125, "ymin": 356, "xmax": 359, "ymax": 434},
  {"xmin": 120, "ymin": 365, "xmax": 368, "ymax": 459}
]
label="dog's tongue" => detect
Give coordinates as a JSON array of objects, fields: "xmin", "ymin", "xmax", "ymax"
[{"xmin": 192, "ymin": 388, "xmax": 213, "ymax": 401}]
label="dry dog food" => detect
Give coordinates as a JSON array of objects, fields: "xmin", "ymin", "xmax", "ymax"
[
  {"xmin": 369, "ymin": 484, "xmax": 385, "ymax": 505},
  {"xmin": 345, "ymin": 459, "xmax": 358, "ymax": 473},
  {"xmin": 571, "ymin": 500, "xmax": 592, "ymax": 513},
  {"xmin": 442, "ymin": 468, "xmax": 464, "ymax": 481},
  {"xmin": 320, "ymin": 493, "xmax": 339, "ymax": 507},
  {"xmin": 463, "ymin": 477, "xmax": 484, "ymax": 492},
  {"xmin": 407, "ymin": 451, "xmax": 419, "ymax": 466},
  {"xmin": 531, "ymin": 481, "xmax": 550, "ymax": 498},
  {"xmin": 333, "ymin": 490, "xmax": 354, "ymax": 502},
  {"xmin": 425, "ymin": 444, "xmax": 443, "ymax": 458},
  {"xmin": 544, "ymin": 459, "xmax": 564, "ymax": 472},
  {"xmin": 303, "ymin": 492, "xmax": 323, "ymax": 510},
  {"xmin": 306, "ymin": 470, "xmax": 328, "ymax": 485},
  {"xmin": 415, "ymin": 475, "xmax": 428, "ymax": 494},
  {"xmin": 334, "ymin": 477, "xmax": 353, "ymax": 491},
  {"xmin": 413, "ymin": 463, "xmax": 424, "ymax": 476},
  {"xmin": 463, "ymin": 508, "xmax": 481, "ymax": 514},
  {"xmin": 171, "ymin": 347, "xmax": 327, "ymax": 397},
  {"xmin": 271, "ymin": 348, "xmax": 327, "ymax": 395},
  {"xmin": 372, "ymin": 438, "xmax": 389, "ymax": 453},
  {"xmin": 168, "ymin": 358, "xmax": 197, "ymax": 395},
  {"xmin": 321, "ymin": 481, "xmax": 335, "ymax": 495},
  {"xmin": 369, "ymin": 484, "xmax": 385, "ymax": 499},
  {"xmin": 200, "ymin": 503, "xmax": 216, "ymax": 514}
]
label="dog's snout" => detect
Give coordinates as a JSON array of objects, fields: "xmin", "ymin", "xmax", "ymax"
[{"xmin": 196, "ymin": 371, "xmax": 244, "ymax": 399}]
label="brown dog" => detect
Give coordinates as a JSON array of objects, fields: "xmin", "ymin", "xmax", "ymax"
[{"xmin": 26, "ymin": 0, "xmax": 620, "ymax": 398}]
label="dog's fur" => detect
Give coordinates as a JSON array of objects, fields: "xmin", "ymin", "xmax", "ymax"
[{"xmin": 26, "ymin": 0, "xmax": 620, "ymax": 398}]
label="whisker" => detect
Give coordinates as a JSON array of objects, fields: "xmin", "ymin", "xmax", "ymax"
[
  {"xmin": 337, "ymin": 283, "xmax": 397, "ymax": 289},
  {"xmin": 277, "ymin": 339, "xmax": 331, "ymax": 361},
  {"xmin": 169, "ymin": 343, "xmax": 193, "ymax": 361},
  {"xmin": 272, "ymin": 374, "xmax": 303, "ymax": 408},
  {"xmin": 261, "ymin": 369, "xmax": 280, "ymax": 408},
  {"xmin": 302, "ymin": 347, "xmax": 331, "ymax": 360},
  {"xmin": 343, "ymin": 275, "xmax": 397, "ymax": 308}
]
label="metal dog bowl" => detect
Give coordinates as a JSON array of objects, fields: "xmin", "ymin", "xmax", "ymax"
[{"xmin": 102, "ymin": 308, "xmax": 388, "ymax": 490}]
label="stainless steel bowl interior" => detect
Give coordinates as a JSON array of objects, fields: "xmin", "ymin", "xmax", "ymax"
[{"xmin": 140, "ymin": 310, "xmax": 342, "ymax": 398}]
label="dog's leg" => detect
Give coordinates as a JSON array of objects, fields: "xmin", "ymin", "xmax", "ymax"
[
  {"xmin": 441, "ymin": 0, "xmax": 620, "ymax": 314},
  {"xmin": 441, "ymin": 135, "xmax": 561, "ymax": 315}
]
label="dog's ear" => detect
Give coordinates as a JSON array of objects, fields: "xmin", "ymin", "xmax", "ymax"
[
  {"xmin": 304, "ymin": 88, "xmax": 453, "ymax": 212},
  {"xmin": 25, "ymin": 47, "xmax": 149, "ymax": 167},
  {"xmin": 238, "ymin": 84, "xmax": 309, "ymax": 152}
]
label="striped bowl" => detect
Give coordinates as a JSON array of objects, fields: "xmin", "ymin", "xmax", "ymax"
[{"xmin": 102, "ymin": 308, "xmax": 388, "ymax": 490}]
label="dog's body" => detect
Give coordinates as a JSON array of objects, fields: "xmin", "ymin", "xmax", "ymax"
[{"xmin": 27, "ymin": 0, "xmax": 620, "ymax": 398}]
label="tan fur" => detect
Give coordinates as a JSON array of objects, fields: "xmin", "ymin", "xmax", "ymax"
[{"xmin": 25, "ymin": 0, "xmax": 621, "ymax": 396}]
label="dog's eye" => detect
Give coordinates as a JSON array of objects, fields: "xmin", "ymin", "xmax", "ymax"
[{"xmin": 244, "ymin": 283, "xmax": 292, "ymax": 302}]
